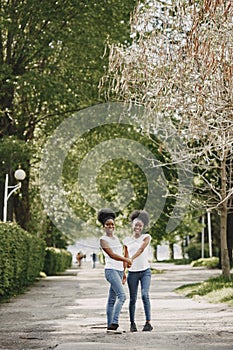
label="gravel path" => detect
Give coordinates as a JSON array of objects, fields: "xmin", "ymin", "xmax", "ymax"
[{"xmin": 0, "ymin": 262, "xmax": 232, "ymax": 350}]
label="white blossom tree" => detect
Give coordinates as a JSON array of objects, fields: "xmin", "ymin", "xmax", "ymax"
[{"xmin": 101, "ymin": 0, "xmax": 233, "ymax": 277}]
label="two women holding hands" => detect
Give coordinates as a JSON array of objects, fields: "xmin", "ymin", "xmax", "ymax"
[{"xmin": 98, "ymin": 208, "xmax": 153, "ymax": 334}]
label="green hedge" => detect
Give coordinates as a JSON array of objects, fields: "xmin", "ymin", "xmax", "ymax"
[
  {"xmin": 0, "ymin": 222, "xmax": 45, "ymax": 300},
  {"xmin": 43, "ymin": 247, "xmax": 72, "ymax": 276},
  {"xmin": 185, "ymin": 243, "xmax": 219, "ymax": 261},
  {"xmin": 191, "ymin": 257, "xmax": 219, "ymax": 268}
]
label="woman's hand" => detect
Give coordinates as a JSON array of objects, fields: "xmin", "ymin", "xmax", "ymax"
[
  {"xmin": 125, "ymin": 257, "xmax": 132, "ymax": 267},
  {"xmin": 125, "ymin": 257, "xmax": 133, "ymax": 268}
]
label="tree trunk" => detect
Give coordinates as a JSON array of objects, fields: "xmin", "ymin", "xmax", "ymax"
[
  {"xmin": 169, "ymin": 242, "xmax": 174, "ymax": 260},
  {"xmin": 14, "ymin": 175, "xmax": 30, "ymax": 230},
  {"xmin": 220, "ymin": 156, "xmax": 231, "ymax": 278},
  {"xmin": 227, "ymin": 212, "xmax": 233, "ymax": 267},
  {"xmin": 153, "ymin": 245, "xmax": 158, "ymax": 261}
]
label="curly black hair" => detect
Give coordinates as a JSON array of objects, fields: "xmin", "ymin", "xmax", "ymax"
[
  {"xmin": 129, "ymin": 209, "xmax": 149, "ymax": 226},
  {"xmin": 97, "ymin": 208, "xmax": 116, "ymax": 226}
]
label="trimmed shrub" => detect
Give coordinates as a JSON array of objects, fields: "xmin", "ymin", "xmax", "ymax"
[
  {"xmin": 0, "ymin": 222, "xmax": 45, "ymax": 299},
  {"xmin": 185, "ymin": 243, "xmax": 207, "ymax": 261},
  {"xmin": 43, "ymin": 247, "xmax": 72, "ymax": 276},
  {"xmin": 185, "ymin": 243, "xmax": 219, "ymax": 261},
  {"xmin": 191, "ymin": 257, "xmax": 219, "ymax": 268}
]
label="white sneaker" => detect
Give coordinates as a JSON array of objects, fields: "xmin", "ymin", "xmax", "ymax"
[
  {"xmin": 106, "ymin": 324, "xmax": 125, "ymax": 334},
  {"xmin": 107, "ymin": 328, "xmax": 123, "ymax": 334}
]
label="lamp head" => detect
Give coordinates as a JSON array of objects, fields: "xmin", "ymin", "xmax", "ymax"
[{"xmin": 14, "ymin": 169, "xmax": 26, "ymax": 181}]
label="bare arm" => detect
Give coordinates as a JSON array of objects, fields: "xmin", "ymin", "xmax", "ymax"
[
  {"xmin": 100, "ymin": 238, "xmax": 132, "ymax": 265},
  {"xmin": 131, "ymin": 236, "xmax": 150, "ymax": 260},
  {"xmin": 123, "ymin": 245, "xmax": 129, "ymax": 270}
]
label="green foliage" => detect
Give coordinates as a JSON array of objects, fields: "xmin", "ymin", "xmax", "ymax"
[
  {"xmin": 191, "ymin": 257, "xmax": 219, "ymax": 269},
  {"xmin": 0, "ymin": 0, "xmax": 138, "ymax": 233},
  {"xmin": 1, "ymin": 0, "xmax": 138, "ymax": 139},
  {"xmin": 43, "ymin": 247, "xmax": 72, "ymax": 276},
  {"xmin": 175, "ymin": 274, "xmax": 233, "ymax": 305},
  {"xmin": 185, "ymin": 243, "xmax": 205, "ymax": 261},
  {"xmin": 61, "ymin": 122, "xmax": 178, "ymax": 243},
  {"xmin": 185, "ymin": 243, "xmax": 219, "ymax": 261},
  {"xmin": 171, "ymin": 210, "xmax": 204, "ymax": 242},
  {"xmin": 40, "ymin": 218, "xmax": 73, "ymax": 249},
  {"xmin": 0, "ymin": 222, "xmax": 45, "ymax": 300},
  {"xmin": 151, "ymin": 267, "xmax": 164, "ymax": 274},
  {"xmin": 157, "ymin": 258, "xmax": 191, "ymax": 265},
  {"xmin": 0, "ymin": 137, "xmax": 31, "ymax": 172}
]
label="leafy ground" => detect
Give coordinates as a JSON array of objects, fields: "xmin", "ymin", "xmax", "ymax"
[
  {"xmin": 175, "ymin": 274, "xmax": 233, "ymax": 306},
  {"xmin": 157, "ymin": 257, "xmax": 233, "ymax": 306}
]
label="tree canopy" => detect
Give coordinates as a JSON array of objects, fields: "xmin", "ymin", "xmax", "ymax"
[
  {"xmin": 102, "ymin": 0, "xmax": 233, "ymax": 275},
  {"xmin": 0, "ymin": 0, "xmax": 138, "ymax": 234}
]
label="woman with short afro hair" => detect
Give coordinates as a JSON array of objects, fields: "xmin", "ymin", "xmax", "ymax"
[
  {"xmin": 123, "ymin": 209, "xmax": 153, "ymax": 332},
  {"xmin": 98, "ymin": 208, "xmax": 132, "ymax": 334}
]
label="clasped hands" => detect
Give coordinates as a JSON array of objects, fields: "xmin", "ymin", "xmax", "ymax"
[
  {"xmin": 122, "ymin": 258, "xmax": 133, "ymax": 284},
  {"xmin": 125, "ymin": 257, "xmax": 133, "ymax": 268}
]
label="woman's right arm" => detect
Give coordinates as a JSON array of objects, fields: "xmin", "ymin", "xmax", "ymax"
[
  {"xmin": 123, "ymin": 245, "xmax": 130, "ymax": 269},
  {"xmin": 100, "ymin": 239, "xmax": 132, "ymax": 265}
]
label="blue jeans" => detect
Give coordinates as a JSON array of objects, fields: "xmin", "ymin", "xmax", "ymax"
[
  {"xmin": 127, "ymin": 268, "xmax": 151, "ymax": 323},
  {"xmin": 105, "ymin": 269, "xmax": 126, "ymax": 326}
]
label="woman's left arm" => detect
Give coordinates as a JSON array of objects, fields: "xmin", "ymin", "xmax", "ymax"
[
  {"xmin": 122, "ymin": 245, "xmax": 129, "ymax": 284},
  {"xmin": 131, "ymin": 236, "xmax": 150, "ymax": 260}
]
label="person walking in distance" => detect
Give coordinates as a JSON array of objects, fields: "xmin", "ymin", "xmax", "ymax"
[
  {"xmin": 123, "ymin": 209, "xmax": 153, "ymax": 332},
  {"xmin": 98, "ymin": 208, "xmax": 132, "ymax": 334},
  {"xmin": 91, "ymin": 252, "xmax": 97, "ymax": 268},
  {"xmin": 76, "ymin": 251, "xmax": 84, "ymax": 267}
]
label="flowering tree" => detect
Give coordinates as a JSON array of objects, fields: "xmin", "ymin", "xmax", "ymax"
[{"xmin": 102, "ymin": 0, "xmax": 233, "ymax": 277}]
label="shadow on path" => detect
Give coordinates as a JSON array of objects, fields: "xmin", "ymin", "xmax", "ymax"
[{"xmin": 0, "ymin": 262, "xmax": 233, "ymax": 350}]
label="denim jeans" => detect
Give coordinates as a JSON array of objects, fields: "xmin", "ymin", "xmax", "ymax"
[
  {"xmin": 105, "ymin": 269, "xmax": 126, "ymax": 326},
  {"xmin": 127, "ymin": 268, "xmax": 151, "ymax": 323}
]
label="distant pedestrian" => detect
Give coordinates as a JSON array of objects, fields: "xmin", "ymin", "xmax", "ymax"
[
  {"xmin": 123, "ymin": 209, "xmax": 153, "ymax": 332},
  {"xmin": 98, "ymin": 208, "xmax": 132, "ymax": 334},
  {"xmin": 91, "ymin": 252, "xmax": 97, "ymax": 268},
  {"xmin": 76, "ymin": 251, "xmax": 84, "ymax": 267}
]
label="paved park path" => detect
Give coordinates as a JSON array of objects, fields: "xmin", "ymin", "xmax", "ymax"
[{"xmin": 0, "ymin": 262, "xmax": 233, "ymax": 350}]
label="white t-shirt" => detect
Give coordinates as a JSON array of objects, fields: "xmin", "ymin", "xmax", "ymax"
[
  {"xmin": 123, "ymin": 233, "xmax": 151, "ymax": 272},
  {"xmin": 100, "ymin": 235, "xmax": 124, "ymax": 271}
]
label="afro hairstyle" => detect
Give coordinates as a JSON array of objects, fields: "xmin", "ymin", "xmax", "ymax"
[
  {"xmin": 129, "ymin": 209, "xmax": 149, "ymax": 226},
  {"xmin": 97, "ymin": 208, "xmax": 116, "ymax": 226}
]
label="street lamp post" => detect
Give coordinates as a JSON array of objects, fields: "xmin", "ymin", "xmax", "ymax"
[{"xmin": 3, "ymin": 169, "xmax": 26, "ymax": 222}]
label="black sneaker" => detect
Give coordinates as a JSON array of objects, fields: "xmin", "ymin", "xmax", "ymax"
[
  {"xmin": 142, "ymin": 322, "xmax": 153, "ymax": 331},
  {"xmin": 107, "ymin": 323, "xmax": 123, "ymax": 334},
  {"xmin": 130, "ymin": 322, "xmax": 137, "ymax": 332}
]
